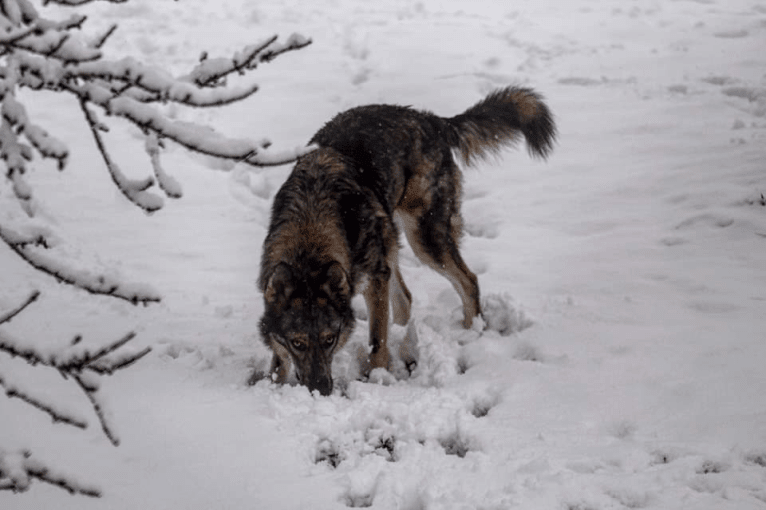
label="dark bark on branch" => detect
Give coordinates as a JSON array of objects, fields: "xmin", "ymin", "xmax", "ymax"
[
  {"xmin": 0, "ymin": 374, "xmax": 89, "ymax": 429},
  {"xmin": 78, "ymin": 98, "xmax": 163, "ymax": 213},
  {"xmin": 0, "ymin": 290, "xmax": 39, "ymax": 324},
  {"xmin": 72, "ymin": 374, "xmax": 119, "ymax": 446},
  {"xmin": 1, "ymin": 292, "xmax": 152, "ymax": 445},
  {"xmin": 27, "ymin": 468, "xmax": 102, "ymax": 497},
  {"xmin": 0, "ymin": 449, "xmax": 102, "ymax": 497}
]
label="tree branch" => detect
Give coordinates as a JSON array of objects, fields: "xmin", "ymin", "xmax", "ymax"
[
  {"xmin": 0, "ymin": 372, "xmax": 89, "ymax": 429},
  {"xmin": 0, "ymin": 222, "xmax": 162, "ymax": 305},
  {"xmin": 72, "ymin": 374, "xmax": 119, "ymax": 446},
  {"xmin": 43, "ymin": 0, "xmax": 128, "ymax": 6},
  {"xmin": 0, "ymin": 448, "xmax": 101, "ymax": 497},
  {"xmin": 78, "ymin": 98, "xmax": 163, "ymax": 213},
  {"xmin": 0, "ymin": 293, "xmax": 152, "ymax": 446},
  {"xmin": 0, "ymin": 290, "xmax": 39, "ymax": 325}
]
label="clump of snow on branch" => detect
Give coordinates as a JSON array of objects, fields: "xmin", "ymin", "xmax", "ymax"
[{"xmin": 0, "ymin": 447, "xmax": 102, "ymax": 497}]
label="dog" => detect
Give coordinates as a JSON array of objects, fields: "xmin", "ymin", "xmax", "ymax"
[{"xmin": 253, "ymin": 86, "xmax": 556, "ymax": 395}]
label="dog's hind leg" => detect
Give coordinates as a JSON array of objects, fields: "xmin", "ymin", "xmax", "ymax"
[
  {"xmin": 397, "ymin": 159, "xmax": 481, "ymax": 329},
  {"xmin": 388, "ymin": 248, "xmax": 412, "ymax": 326},
  {"xmin": 364, "ymin": 276, "xmax": 391, "ymax": 370},
  {"xmin": 438, "ymin": 248, "xmax": 481, "ymax": 329},
  {"xmin": 404, "ymin": 223, "xmax": 480, "ymax": 328}
]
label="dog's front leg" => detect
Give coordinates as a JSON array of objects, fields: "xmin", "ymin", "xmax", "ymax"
[
  {"xmin": 364, "ymin": 276, "xmax": 390, "ymax": 371},
  {"xmin": 268, "ymin": 341, "xmax": 292, "ymax": 384}
]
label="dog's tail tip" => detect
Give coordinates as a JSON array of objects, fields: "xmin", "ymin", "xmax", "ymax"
[{"xmin": 449, "ymin": 85, "xmax": 558, "ymax": 166}]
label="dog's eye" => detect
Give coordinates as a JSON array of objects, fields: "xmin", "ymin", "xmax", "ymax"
[
  {"xmin": 321, "ymin": 334, "xmax": 336, "ymax": 348},
  {"xmin": 290, "ymin": 339, "xmax": 308, "ymax": 352}
]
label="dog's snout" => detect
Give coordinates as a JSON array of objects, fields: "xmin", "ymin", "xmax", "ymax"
[{"xmin": 312, "ymin": 376, "xmax": 333, "ymax": 396}]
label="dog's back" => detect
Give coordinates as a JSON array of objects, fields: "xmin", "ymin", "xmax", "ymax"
[{"xmin": 257, "ymin": 86, "xmax": 556, "ymax": 395}]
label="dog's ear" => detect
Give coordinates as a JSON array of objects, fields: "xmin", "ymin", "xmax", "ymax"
[
  {"xmin": 265, "ymin": 263, "xmax": 294, "ymax": 309},
  {"xmin": 322, "ymin": 261, "xmax": 350, "ymax": 299}
]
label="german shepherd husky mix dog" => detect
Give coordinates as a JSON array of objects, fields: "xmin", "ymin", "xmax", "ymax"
[{"xmin": 254, "ymin": 86, "xmax": 556, "ymax": 395}]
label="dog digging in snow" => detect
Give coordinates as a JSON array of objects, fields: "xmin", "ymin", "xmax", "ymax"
[{"xmin": 251, "ymin": 86, "xmax": 556, "ymax": 395}]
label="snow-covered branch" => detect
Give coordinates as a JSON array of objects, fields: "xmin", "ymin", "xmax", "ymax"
[
  {"xmin": 0, "ymin": 292, "xmax": 151, "ymax": 447},
  {"xmin": 2, "ymin": 0, "xmax": 312, "ymax": 218},
  {"xmin": 0, "ymin": 289, "xmax": 38, "ymax": 324},
  {"xmin": 0, "ymin": 371, "xmax": 90, "ymax": 429},
  {"xmin": 43, "ymin": 0, "xmax": 128, "ymax": 6},
  {"xmin": 0, "ymin": 448, "xmax": 101, "ymax": 497},
  {"xmin": 0, "ymin": 222, "xmax": 162, "ymax": 305},
  {"xmin": 1, "ymin": 0, "xmax": 311, "ymax": 298}
]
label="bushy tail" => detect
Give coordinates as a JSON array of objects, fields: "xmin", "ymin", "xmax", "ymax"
[{"xmin": 447, "ymin": 86, "xmax": 557, "ymax": 166}]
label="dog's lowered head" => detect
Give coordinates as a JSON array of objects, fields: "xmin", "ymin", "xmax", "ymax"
[{"xmin": 259, "ymin": 259, "xmax": 355, "ymax": 396}]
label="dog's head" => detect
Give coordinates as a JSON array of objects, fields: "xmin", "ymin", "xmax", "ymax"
[{"xmin": 260, "ymin": 260, "xmax": 354, "ymax": 396}]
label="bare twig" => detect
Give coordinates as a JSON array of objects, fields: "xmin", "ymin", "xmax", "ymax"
[
  {"xmin": 27, "ymin": 468, "xmax": 101, "ymax": 497},
  {"xmin": 57, "ymin": 331, "xmax": 137, "ymax": 371},
  {"xmin": 92, "ymin": 23, "xmax": 117, "ymax": 49},
  {"xmin": 72, "ymin": 374, "xmax": 119, "ymax": 446},
  {"xmin": 0, "ymin": 290, "xmax": 40, "ymax": 325}
]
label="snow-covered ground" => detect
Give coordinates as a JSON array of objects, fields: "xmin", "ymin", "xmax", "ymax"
[{"xmin": 2, "ymin": 0, "xmax": 766, "ymax": 508}]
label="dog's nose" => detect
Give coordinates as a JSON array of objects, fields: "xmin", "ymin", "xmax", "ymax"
[{"xmin": 312, "ymin": 376, "xmax": 333, "ymax": 396}]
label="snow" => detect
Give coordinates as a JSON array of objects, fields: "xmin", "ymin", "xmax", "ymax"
[{"xmin": 1, "ymin": 0, "xmax": 766, "ymax": 508}]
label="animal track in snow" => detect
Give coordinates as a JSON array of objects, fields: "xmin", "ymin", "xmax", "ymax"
[
  {"xmin": 744, "ymin": 450, "xmax": 766, "ymax": 468},
  {"xmin": 463, "ymin": 220, "xmax": 500, "ymax": 239},
  {"xmin": 674, "ymin": 213, "xmax": 734, "ymax": 230},
  {"xmin": 343, "ymin": 491, "xmax": 373, "ymax": 508},
  {"xmin": 713, "ymin": 29, "xmax": 749, "ymax": 39},
  {"xmin": 439, "ymin": 430, "xmax": 474, "ymax": 458},
  {"xmin": 722, "ymin": 86, "xmax": 766, "ymax": 103},
  {"xmin": 558, "ymin": 76, "xmax": 603, "ymax": 87},
  {"xmin": 696, "ymin": 459, "xmax": 729, "ymax": 474},
  {"xmin": 315, "ymin": 438, "xmax": 343, "ymax": 468},
  {"xmin": 482, "ymin": 293, "xmax": 534, "ymax": 336},
  {"xmin": 470, "ymin": 390, "xmax": 500, "ymax": 418},
  {"xmin": 700, "ymin": 75, "xmax": 737, "ymax": 86}
]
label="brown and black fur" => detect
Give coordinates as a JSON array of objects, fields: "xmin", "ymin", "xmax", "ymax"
[{"xmin": 255, "ymin": 86, "xmax": 556, "ymax": 396}]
